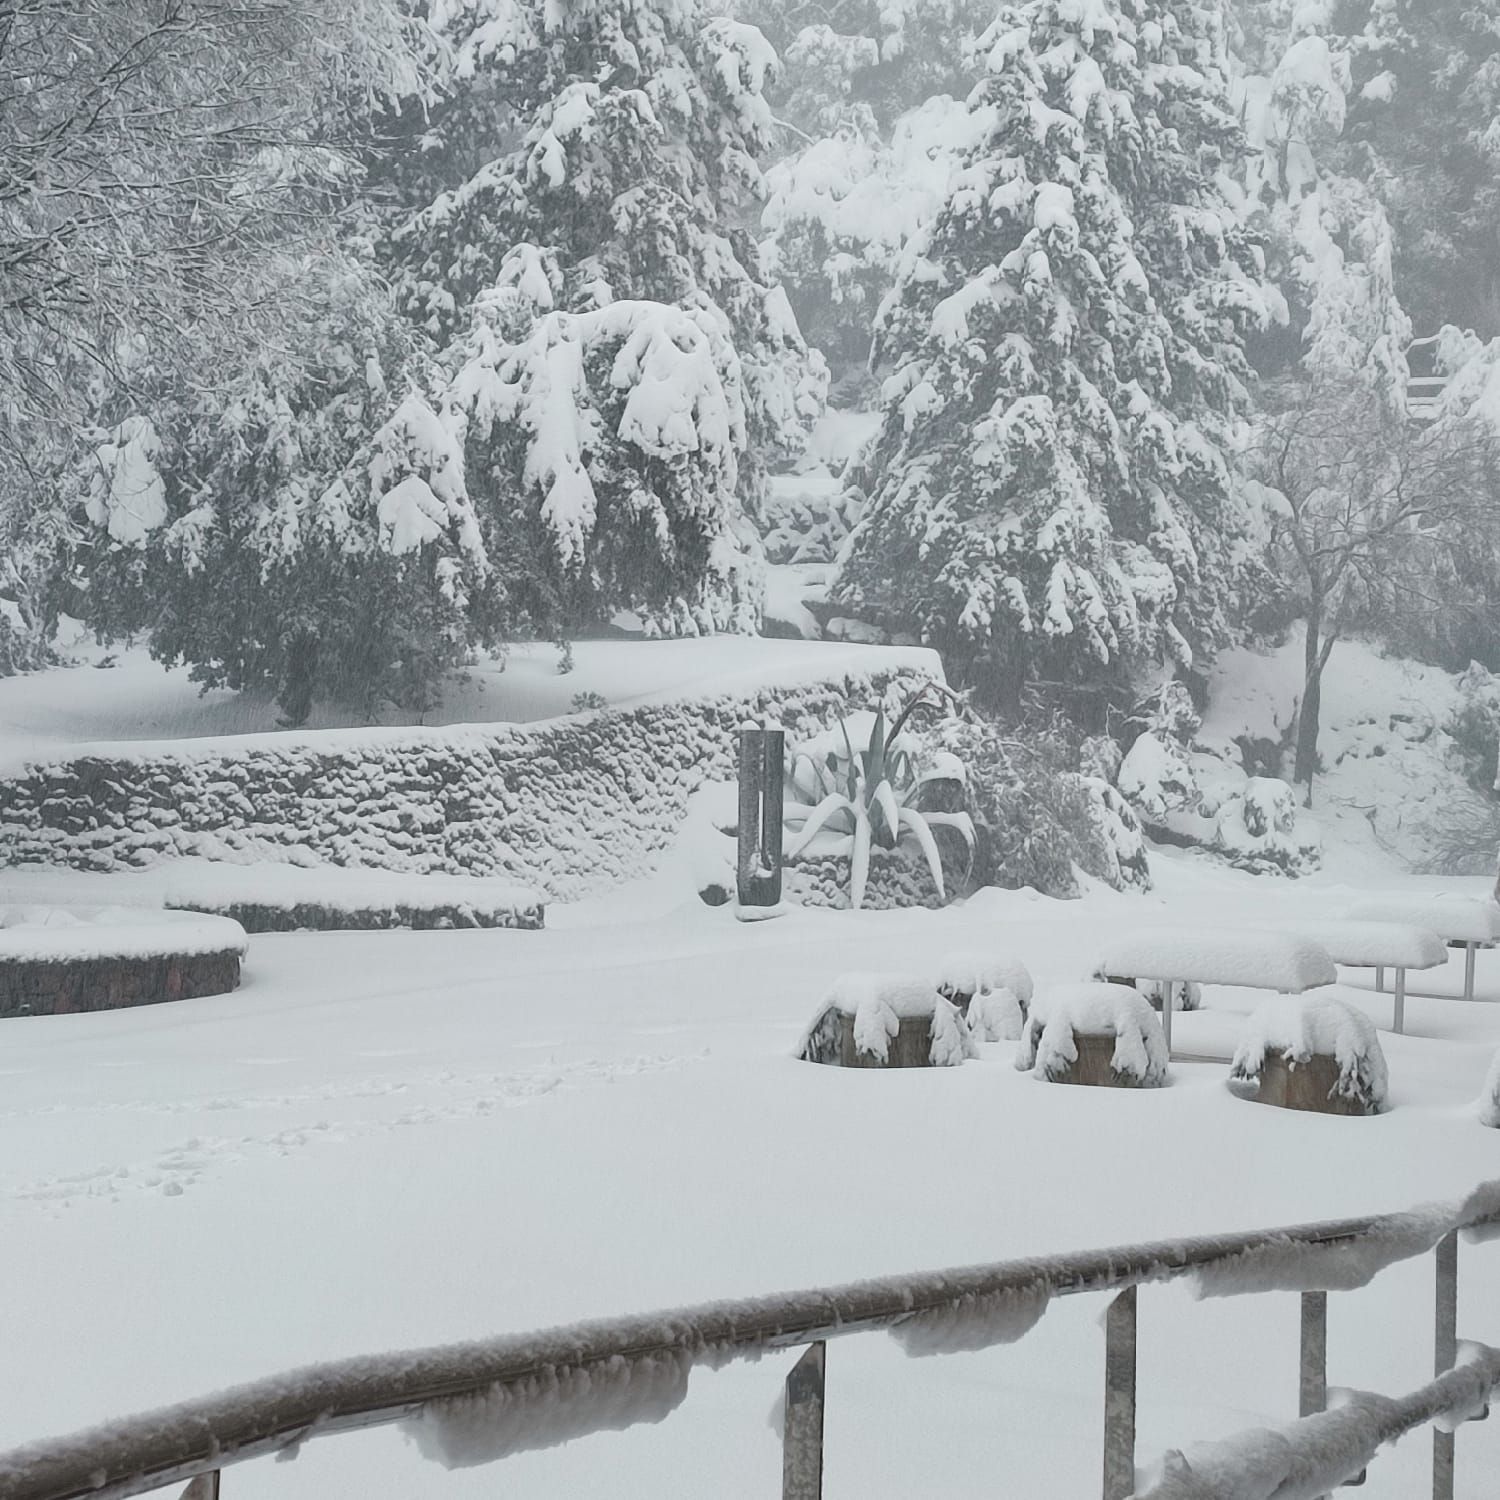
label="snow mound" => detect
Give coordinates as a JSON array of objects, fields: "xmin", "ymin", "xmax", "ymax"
[
  {"xmin": 0, "ymin": 906, "xmax": 247, "ymax": 962},
  {"xmin": 1097, "ymin": 928, "xmax": 1335, "ymax": 992},
  {"xmin": 1016, "ymin": 983, "xmax": 1169, "ymax": 1087},
  {"xmin": 1230, "ymin": 996, "xmax": 1389, "ymax": 1115},
  {"xmin": 935, "ymin": 951, "xmax": 1033, "ymax": 1041},
  {"xmin": 159, "ymin": 861, "xmax": 544, "ymax": 929},
  {"xmin": 801, "ymin": 973, "xmax": 977, "ymax": 1066},
  {"xmin": 1278, "ymin": 920, "xmax": 1447, "ymax": 971},
  {"xmin": 1343, "ymin": 897, "xmax": 1500, "ymax": 946}
]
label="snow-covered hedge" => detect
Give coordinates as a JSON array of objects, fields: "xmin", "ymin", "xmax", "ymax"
[{"xmin": 0, "ymin": 658, "xmax": 939, "ymax": 901}]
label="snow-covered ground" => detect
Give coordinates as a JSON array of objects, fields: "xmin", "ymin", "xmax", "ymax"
[
  {"xmin": 3, "ymin": 853, "xmax": 1500, "ymax": 1498},
  {"xmin": 0, "ymin": 631, "xmax": 919, "ymax": 762},
  {"xmin": 1202, "ymin": 629, "xmax": 1481, "ymax": 877}
]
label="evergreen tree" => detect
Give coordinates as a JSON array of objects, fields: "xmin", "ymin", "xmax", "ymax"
[
  {"xmin": 830, "ymin": 0, "xmax": 1271, "ymax": 706},
  {"xmin": 1339, "ymin": 0, "xmax": 1500, "ymax": 336},
  {"xmin": 388, "ymin": 0, "xmax": 827, "ymax": 510}
]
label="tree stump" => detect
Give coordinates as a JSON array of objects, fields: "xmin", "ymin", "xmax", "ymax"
[{"xmin": 1245, "ymin": 1052, "xmax": 1376, "ymax": 1117}]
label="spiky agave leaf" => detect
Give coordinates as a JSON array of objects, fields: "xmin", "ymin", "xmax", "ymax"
[
  {"xmin": 785, "ymin": 791, "xmax": 857, "ymax": 859},
  {"xmin": 872, "ymin": 777, "xmax": 902, "ymax": 849},
  {"xmin": 897, "ymin": 806, "xmax": 947, "ymax": 901},
  {"xmin": 850, "ymin": 801, "xmax": 872, "ymax": 910}
]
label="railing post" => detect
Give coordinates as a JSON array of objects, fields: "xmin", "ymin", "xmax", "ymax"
[
  {"xmin": 1434, "ymin": 1231, "xmax": 1458, "ymax": 1500},
  {"xmin": 1103, "ymin": 1287, "xmax": 1137, "ymax": 1500},
  {"xmin": 1299, "ymin": 1291, "xmax": 1327, "ymax": 1418},
  {"xmin": 783, "ymin": 1341, "xmax": 825, "ymax": 1500},
  {"xmin": 180, "ymin": 1474, "xmax": 219, "ymax": 1499}
]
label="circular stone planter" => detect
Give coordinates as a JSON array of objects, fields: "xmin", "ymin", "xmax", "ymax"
[
  {"xmin": 0, "ymin": 907, "xmax": 248, "ymax": 1018},
  {"xmin": 1228, "ymin": 996, "xmax": 1388, "ymax": 1117},
  {"xmin": 798, "ymin": 974, "xmax": 975, "ymax": 1068}
]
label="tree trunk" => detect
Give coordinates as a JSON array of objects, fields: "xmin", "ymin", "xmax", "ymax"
[{"xmin": 1294, "ymin": 612, "xmax": 1322, "ymax": 793}]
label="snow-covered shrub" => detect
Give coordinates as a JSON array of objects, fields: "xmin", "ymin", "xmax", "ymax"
[
  {"xmin": 935, "ymin": 952, "xmax": 1034, "ymax": 1042},
  {"xmin": 798, "ymin": 973, "xmax": 977, "ymax": 1067},
  {"xmin": 783, "ymin": 691, "xmax": 974, "ymax": 909},
  {"xmin": 1015, "ymin": 983, "xmax": 1169, "ymax": 1088},
  {"xmin": 1231, "ymin": 996, "xmax": 1389, "ymax": 1114},
  {"xmin": 1449, "ymin": 662, "xmax": 1500, "ymax": 795},
  {"xmin": 1117, "ymin": 682, "xmax": 1202, "ymax": 825},
  {"xmin": 934, "ymin": 718, "xmax": 1152, "ymax": 897},
  {"xmin": 1480, "ymin": 1049, "xmax": 1500, "ymax": 1129},
  {"xmin": 1213, "ymin": 776, "xmax": 1322, "ymax": 877}
]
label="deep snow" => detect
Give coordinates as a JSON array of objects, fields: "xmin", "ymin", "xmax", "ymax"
[{"xmin": 3, "ymin": 855, "xmax": 1500, "ymax": 1499}]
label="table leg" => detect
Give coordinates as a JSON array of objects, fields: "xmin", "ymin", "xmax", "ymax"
[
  {"xmin": 1375, "ymin": 965, "xmax": 1384, "ymax": 993},
  {"xmin": 1464, "ymin": 944, "xmax": 1477, "ymax": 1002},
  {"xmin": 1394, "ymin": 968, "xmax": 1405, "ymax": 1035},
  {"xmin": 1161, "ymin": 979, "xmax": 1173, "ymax": 1055}
]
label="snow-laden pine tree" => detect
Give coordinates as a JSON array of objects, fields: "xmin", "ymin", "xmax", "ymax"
[
  {"xmin": 390, "ymin": 0, "xmax": 826, "ymax": 512},
  {"xmin": 830, "ymin": 0, "xmax": 1271, "ymax": 705},
  {"xmin": 1226, "ymin": 0, "xmax": 1412, "ymax": 407},
  {"xmin": 79, "ymin": 268, "xmax": 491, "ymax": 725}
]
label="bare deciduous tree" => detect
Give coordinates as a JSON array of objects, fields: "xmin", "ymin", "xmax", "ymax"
[{"xmin": 1244, "ymin": 376, "xmax": 1500, "ymax": 792}]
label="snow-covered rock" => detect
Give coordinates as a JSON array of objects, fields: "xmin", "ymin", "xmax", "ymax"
[{"xmin": 1015, "ymin": 983, "xmax": 1169, "ymax": 1088}]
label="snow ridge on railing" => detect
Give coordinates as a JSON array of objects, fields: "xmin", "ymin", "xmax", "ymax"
[{"xmin": 2, "ymin": 1183, "xmax": 1499, "ymax": 1500}]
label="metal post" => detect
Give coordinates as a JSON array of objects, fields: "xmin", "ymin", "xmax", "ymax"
[
  {"xmin": 737, "ymin": 725, "xmax": 763, "ymax": 909},
  {"xmin": 1160, "ymin": 981, "xmax": 1173, "ymax": 1056},
  {"xmin": 760, "ymin": 726, "xmax": 785, "ymax": 908},
  {"xmin": 1394, "ymin": 968, "xmax": 1406, "ymax": 1036},
  {"xmin": 1103, "ymin": 1287, "xmax": 1137, "ymax": 1500},
  {"xmin": 783, "ymin": 1342, "xmax": 825, "ymax": 1500},
  {"xmin": 1434, "ymin": 1231, "xmax": 1458, "ymax": 1500},
  {"xmin": 1375, "ymin": 965, "xmax": 1385, "ymax": 994},
  {"xmin": 180, "ymin": 1474, "xmax": 220, "ymax": 1500},
  {"xmin": 1464, "ymin": 944, "xmax": 1477, "ymax": 1003},
  {"xmin": 1300, "ymin": 1291, "xmax": 1327, "ymax": 1418}
]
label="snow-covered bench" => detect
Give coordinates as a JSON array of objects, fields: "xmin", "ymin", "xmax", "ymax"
[
  {"xmin": 1274, "ymin": 920, "xmax": 1446, "ymax": 1034},
  {"xmin": 1015, "ymin": 983, "xmax": 1169, "ymax": 1089},
  {"xmin": 1342, "ymin": 897, "xmax": 1500, "ymax": 1002},
  {"xmin": 1095, "ymin": 928, "xmax": 1336, "ymax": 1054}
]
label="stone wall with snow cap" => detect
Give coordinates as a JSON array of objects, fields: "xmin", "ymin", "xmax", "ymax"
[{"xmin": 0, "ymin": 654, "xmax": 940, "ymax": 901}]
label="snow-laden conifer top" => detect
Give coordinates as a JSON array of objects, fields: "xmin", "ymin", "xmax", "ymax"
[
  {"xmin": 0, "ymin": 907, "xmax": 248, "ymax": 962},
  {"xmin": 1343, "ymin": 897, "xmax": 1500, "ymax": 945},
  {"xmin": 1096, "ymin": 928, "xmax": 1336, "ymax": 992}
]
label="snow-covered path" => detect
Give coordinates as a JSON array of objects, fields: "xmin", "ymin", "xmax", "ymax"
[{"xmin": 3, "ymin": 859, "xmax": 1500, "ymax": 1497}]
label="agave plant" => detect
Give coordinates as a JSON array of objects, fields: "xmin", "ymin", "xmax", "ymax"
[{"xmin": 783, "ymin": 689, "xmax": 974, "ymax": 909}]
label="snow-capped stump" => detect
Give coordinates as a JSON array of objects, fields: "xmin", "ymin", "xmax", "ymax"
[
  {"xmin": 935, "ymin": 952, "xmax": 1034, "ymax": 1042},
  {"xmin": 798, "ymin": 973, "xmax": 977, "ymax": 1069},
  {"xmin": 1015, "ymin": 983, "xmax": 1169, "ymax": 1089},
  {"xmin": 161, "ymin": 863, "xmax": 545, "ymax": 933},
  {"xmin": 1230, "ymin": 996, "xmax": 1389, "ymax": 1117},
  {"xmin": 0, "ymin": 907, "xmax": 247, "ymax": 1018}
]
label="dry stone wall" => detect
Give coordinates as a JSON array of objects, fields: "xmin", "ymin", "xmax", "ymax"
[{"xmin": 0, "ymin": 659, "xmax": 939, "ymax": 901}]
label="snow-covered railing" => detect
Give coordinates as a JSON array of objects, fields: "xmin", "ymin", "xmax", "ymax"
[{"xmin": 3, "ymin": 1186, "xmax": 1500, "ymax": 1500}]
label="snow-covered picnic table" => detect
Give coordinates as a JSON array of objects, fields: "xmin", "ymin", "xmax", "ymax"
[
  {"xmin": 1275, "ymin": 920, "xmax": 1446, "ymax": 1034},
  {"xmin": 1343, "ymin": 897, "xmax": 1500, "ymax": 1002},
  {"xmin": 1095, "ymin": 927, "xmax": 1336, "ymax": 1053}
]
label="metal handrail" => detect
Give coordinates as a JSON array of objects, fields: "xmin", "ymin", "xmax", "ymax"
[{"xmin": 2, "ymin": 1188, "xmax": 1498, "ymax": 1500}]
